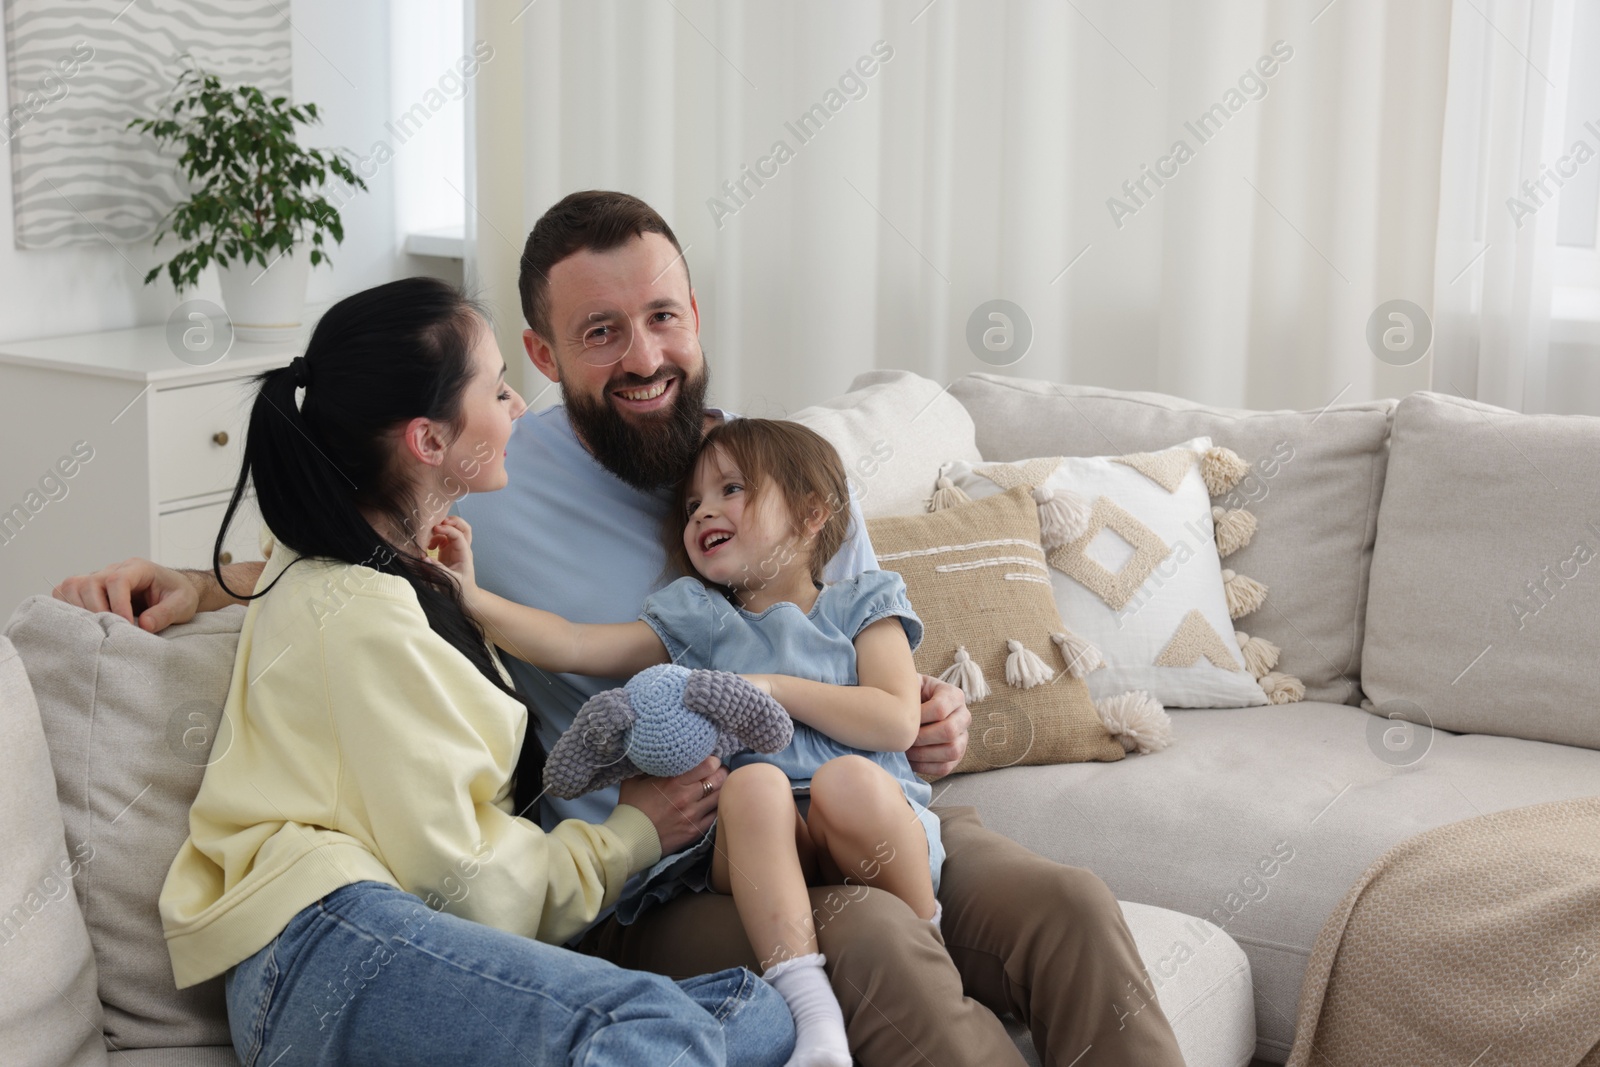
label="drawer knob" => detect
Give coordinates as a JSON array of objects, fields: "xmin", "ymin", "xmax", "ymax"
[
  {"xmin": 219, "ymin": 551, "xmax": 234, "ymax": 565},
  {"xmin": 212, "ymin": 431, "xmax": 229, "ymax": 447}
]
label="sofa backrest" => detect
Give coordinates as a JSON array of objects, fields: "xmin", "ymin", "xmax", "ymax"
[
  {"xmin": 1361, "ymin": 391, "xmax": 1600, "ymax": 750},
  {"xmin": 0, "ymin": 633, "xmax": 108, "ymax": 1067},
  {"xmin": 948, "ymin": 373, "xmax": 1395, "ymax": 706},
  {"xmin": 4, "ymin": 596, "xmax": 244, "ymax": 1052}
]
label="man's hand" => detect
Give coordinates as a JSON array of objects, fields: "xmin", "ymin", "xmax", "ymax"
[
  {"xmin": 908, "ymin": 674, "xmax": 971, "ymax": 779},
  {"xmin": 53, "ymin": 558, "xmax": 202, "ymax": 633},
  {"xmin": 617, "ymin": 755, "xmax": 729, "ymax": 855}
]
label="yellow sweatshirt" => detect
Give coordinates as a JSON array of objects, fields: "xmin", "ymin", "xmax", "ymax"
[{"xmin": 159, "ymin": 534, "xmax": 661, "ymax": 989}]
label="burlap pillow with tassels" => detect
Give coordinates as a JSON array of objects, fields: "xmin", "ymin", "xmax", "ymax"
[{"xmin": 868, "ymin": 486, "xmax": 1168, "ymax": 776}]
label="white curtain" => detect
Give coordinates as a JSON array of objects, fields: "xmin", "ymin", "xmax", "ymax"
[
  {"xmin": 1432, "ymin": 0, "xmax": 1573, "ymax": 414},
  {"xmin": 490, "ymin": 0, "xmax": 1457, "ymax": 415}
]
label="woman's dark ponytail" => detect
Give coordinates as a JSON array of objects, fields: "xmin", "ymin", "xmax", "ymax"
[{"xmin": 215, "ymin": 277, "xmax": 545, "ymax": 798}]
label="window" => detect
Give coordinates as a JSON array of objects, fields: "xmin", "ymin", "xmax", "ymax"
[{"xmin": 392, "ymin": 0, "xmax": 466, "ymax": 259}]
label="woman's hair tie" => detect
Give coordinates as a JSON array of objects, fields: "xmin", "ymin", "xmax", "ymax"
[{"xmin": 289, "ymin": 354, "xmax": 311, "ymax": 389}]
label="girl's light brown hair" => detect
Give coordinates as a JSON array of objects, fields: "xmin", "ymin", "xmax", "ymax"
[{"xmin": 667, "ymin": 418, "xmax": 853, "ymax": 585}]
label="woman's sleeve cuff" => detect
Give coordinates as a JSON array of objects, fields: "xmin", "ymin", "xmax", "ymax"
[{"xmin": 605, "ymin": 803, "xmax": 663, "ymax": 873}]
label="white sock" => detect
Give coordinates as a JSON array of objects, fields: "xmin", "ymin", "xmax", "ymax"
[
  {"xmin": 929, "ymin": 900, "xmax": 944, "ymax": 931},
  {"xmin": 763, "ymin": 952, "xmax": 851, "ymax": 1067}
]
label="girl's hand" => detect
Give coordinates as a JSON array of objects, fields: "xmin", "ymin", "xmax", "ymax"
[
  {"xmin": 740, "ymin": 673, "xmax": 775, "ymax": 698},
  {"xmin": 428, "ymin": 516, "xmax": 477, "ymax": 592}
]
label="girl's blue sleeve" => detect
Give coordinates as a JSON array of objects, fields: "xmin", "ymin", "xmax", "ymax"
[
  {"xmin": 638, "ymin": 576, "xmax": 721, "ymax": 669},
  {"xmin": 830, "ymin": 569, "xmax": 923, "ymax": 651}
]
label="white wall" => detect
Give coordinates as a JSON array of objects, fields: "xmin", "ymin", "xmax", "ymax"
[{"xmin": 0, "ymin": 0, "xmax": 444, "ymax": 345}]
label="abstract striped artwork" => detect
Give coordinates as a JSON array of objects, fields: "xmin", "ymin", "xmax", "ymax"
[{"xmin": 3, "ymin": 0, "xmax": 290, "ymax": 248}]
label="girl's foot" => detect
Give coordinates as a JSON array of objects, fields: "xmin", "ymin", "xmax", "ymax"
[{"xmin": 763, "ymin": 952, "xmax": 851, "ymax": 1067}]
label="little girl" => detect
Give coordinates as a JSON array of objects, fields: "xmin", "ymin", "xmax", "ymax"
[{"xmin": 432, "ymin": 418, "xmax": 942, "ymax": 1067}]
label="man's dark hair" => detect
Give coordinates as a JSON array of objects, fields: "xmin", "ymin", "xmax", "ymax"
[{"xmin": 518, "ymin": 190, "xmax": 691, "ymax": 341}]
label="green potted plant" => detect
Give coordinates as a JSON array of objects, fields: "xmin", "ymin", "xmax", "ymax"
[{"xmin": 130, "ymin": 60, "xmax": 367, "ymax": 341}]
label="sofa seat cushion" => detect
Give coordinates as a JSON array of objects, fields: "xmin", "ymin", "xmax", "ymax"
[
  {"xmin": 933, "ymin": 701, "xmax": 1600, "ymax": 1062},
  {"xmin": 948, "ymin": 373, "xmax": 1394, "ymax": 706}
]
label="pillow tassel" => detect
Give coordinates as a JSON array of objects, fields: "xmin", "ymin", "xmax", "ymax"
[
  {"xmin": 1221, "ymin": 568, "xmax": 1268, "ymax": 619},
  {"xmin": 1050, "ymin": 630, "xmax": 1105, "ymax": 678},
  {"xmin": 1095, "ymin": 690, "xmax": 1172, "ymax": 754},
  {"xmin": 1259, "ymin": 671, "xmax": 1305, "ymax": 705},
  {"xmin": 1232, "ymin": 630, "xmax": 1280, "ymax": 679},
  {"xmin": 1201, "ymin": 446, "xmax": 1251, "ymax": 496},
  {"xmin": 929, "ymin": 474, "xmax": 971, "ymax": 513},
  {"xmin": 1031, "ymin": 485, "xmax": 1090, "ymax": 550},
  {"xmin": 1004, "ymin": 639, "xmax": 1054, "ymax": 689},
  {"xmin": 1210, "ymin": 505, "xmax": 1257, "ymax": 557},
  {"xmin": 938, "ymin": 646, "xmax": 990, "ymax": 702}
]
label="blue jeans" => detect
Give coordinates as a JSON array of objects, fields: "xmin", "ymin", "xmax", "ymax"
[{"xmin": 224, "ymin": 881, "xmax": 795, "ymax": 1067}]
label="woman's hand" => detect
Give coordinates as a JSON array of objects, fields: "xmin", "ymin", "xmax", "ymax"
[
  {"xmin": 428, "ymin": 516, "xmax": 477, "ymax": 593},
  {"xmin": 618, "ymin": 756, "xmax": 729, "ymax": 855}
]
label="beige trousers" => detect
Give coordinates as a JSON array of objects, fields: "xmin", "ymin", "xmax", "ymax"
[{"xmin": 576, "ymin": 805, "xmax": 1187, "ymax": 1067}]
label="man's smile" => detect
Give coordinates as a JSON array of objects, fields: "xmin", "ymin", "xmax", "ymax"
[{"xmin": 610, "ymin": 375, "xmax": 677, "ymax": 414}]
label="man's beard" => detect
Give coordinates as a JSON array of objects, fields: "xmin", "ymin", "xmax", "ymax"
[{"xmin": 565, "ymin": 365, "xmax": 711, "ymax": 490}]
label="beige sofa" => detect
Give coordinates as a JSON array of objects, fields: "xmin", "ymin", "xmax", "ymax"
[
  {"xmin": 4, "ymin": 369, "xmax": 1595, "ymax": 1067},
  {"xmin": 803, "ymin": 371, "xmax": 1600, "ymax": 1063}
]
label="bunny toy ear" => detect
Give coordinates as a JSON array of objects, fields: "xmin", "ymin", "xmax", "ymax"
[
  {"xmin": 682, "ymin": 670, "xmax": 794, "ymax": 755},
  {"xmin": 543, "ymin": 688, "xmax": 643, "ymax": 799}
]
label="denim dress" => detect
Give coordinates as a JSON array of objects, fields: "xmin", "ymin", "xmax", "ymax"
[{"xmin": 617, "ymin": 570, "xmax": 944, "ymax": 923}]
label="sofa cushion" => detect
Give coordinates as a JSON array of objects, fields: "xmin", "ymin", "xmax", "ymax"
[
  {"xmin": 945, "ymin": 440, "xmax": 1278, "ymax": 709},
  {"xmin": 948, "ymin": 373, "xmax": 1394, "ymax": 706},
  {"xmin": 1362, "ymin": 391, "xmax": 1600, "ymax": 749},
  {"xmin": 934, "ymin": 702, "xmax": 1600, "ymax": 1062},
  {"xmin": 790, "ymin": 369, "xmax": 982, "ymax": 518},
  {"xmin": 869, "ymin": 488, "xmax": 1128, "ymax": 772},
  {"xmin": 4, "ymin": 596, "xmax": 245, "ymax": 1050},
  {"xmin": 0, "ymin": 635, "xmax": 108, "ymax": 1067}
]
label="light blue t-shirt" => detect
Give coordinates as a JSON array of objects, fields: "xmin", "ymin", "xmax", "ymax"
[
  {"xmin": 615, "ymin": 571, "xmax": 943, "ymax": 920},
  {"xmin": 453, "ymin": 404, "xmax": 879, "ymax": 830},
  {"xmin": 636, "ymin": 566, "xmax": 934, "ymax": 857},
  {"xmin": 640, "ymin": 571, "xmax": 929, "ymax": 789}
]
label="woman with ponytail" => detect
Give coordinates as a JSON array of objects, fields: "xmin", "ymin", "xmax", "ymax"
[{"xmin": 156, "ymin": 278, "xmax": 795, "ymax": 1067}]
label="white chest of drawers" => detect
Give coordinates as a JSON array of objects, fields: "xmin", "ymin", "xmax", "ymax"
[{"xmin": 0, "ymin": 310, "xmax": 325, "ymax": 620}]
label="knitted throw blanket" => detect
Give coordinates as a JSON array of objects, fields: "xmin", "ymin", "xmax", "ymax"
[{"xmin": 1287, "ymin": 795, "xmax": 1600, "ymax": 1067}]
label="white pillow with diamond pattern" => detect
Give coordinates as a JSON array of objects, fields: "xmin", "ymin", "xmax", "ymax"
[{"xmin": 943, "ymin": 437, "xmax": 1281, "ymax": 709}]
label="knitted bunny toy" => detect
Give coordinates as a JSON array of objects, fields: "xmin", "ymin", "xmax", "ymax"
[{"xmin": 542, "ymin": 663, "xmax": 795, "ymax": 800}]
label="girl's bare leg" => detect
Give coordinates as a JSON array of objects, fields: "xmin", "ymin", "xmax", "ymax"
[
  {"xmin": 806, "ymin": 755, "xmax": 937, "ymax": 920},
  {"xmin": 709, "ymin": 762, "xmax": 819, "ymax": 968},
  {"xmin": 710, "ymin": 762, "xmax": 849, "ymax": 1067}
]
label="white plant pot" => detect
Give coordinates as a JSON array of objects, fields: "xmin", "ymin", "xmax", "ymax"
[{"xmin": 216, "ymin": 245, "xmax": 313, "ymax": 343}]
